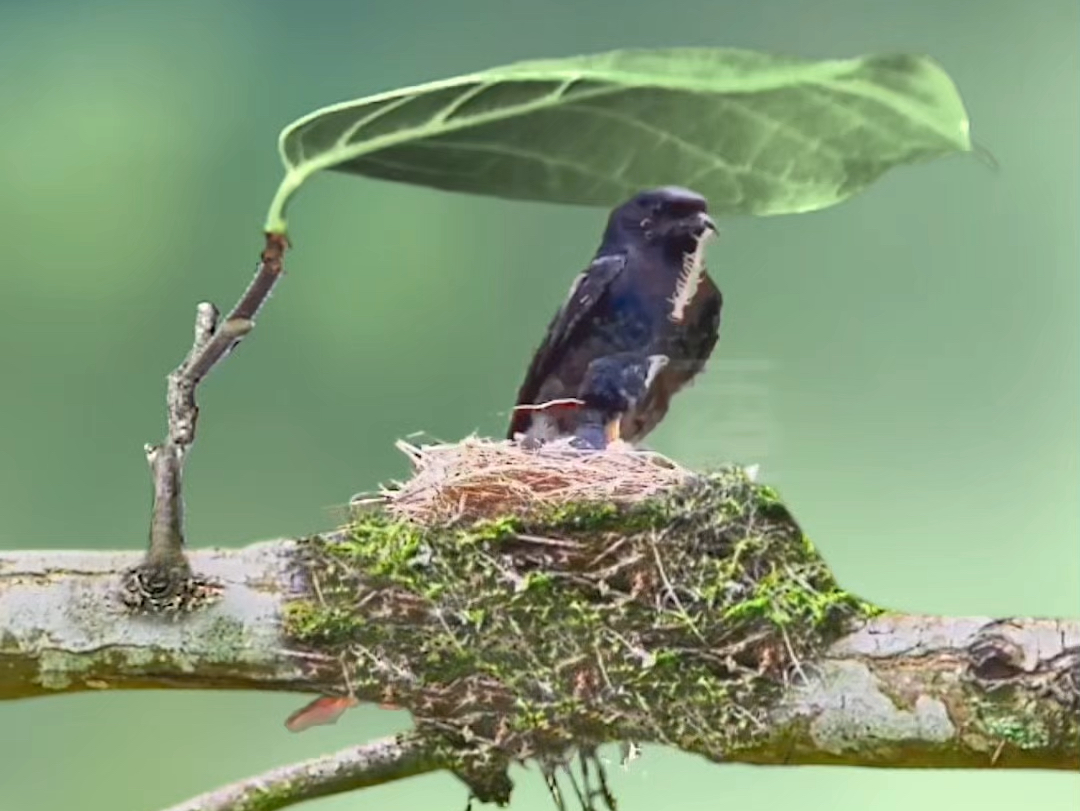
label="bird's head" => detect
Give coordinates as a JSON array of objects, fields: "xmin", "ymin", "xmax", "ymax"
[{"xmin": 602, "ymin": 186, "xmax": 716, "ymax": 250}]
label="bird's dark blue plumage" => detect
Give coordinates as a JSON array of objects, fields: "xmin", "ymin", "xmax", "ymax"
[{"xmin": 508, "ymin": 186, "xmax": 723, "ymax": 446}]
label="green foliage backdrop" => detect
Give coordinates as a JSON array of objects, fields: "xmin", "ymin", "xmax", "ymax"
[{"xmin": 0, "ymin": 1, "xmax": 1076, "ymax": 810}]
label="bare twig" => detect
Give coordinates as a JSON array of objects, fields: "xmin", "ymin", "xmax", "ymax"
[
  {"xmin": 120, "ymin": 233, "xmax": 288, "ymax": 613},
  {"xmin": 161, "ymin": 733, "xmax": 444, "ymax": 811}
]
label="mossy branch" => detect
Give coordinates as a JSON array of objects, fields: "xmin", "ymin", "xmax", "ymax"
[{"xmin": 1, "ymin": 469, "xmax": 1077, "ymax": 811}]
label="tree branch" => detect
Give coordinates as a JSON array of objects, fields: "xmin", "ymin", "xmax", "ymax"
[
  {"xmin": 2, "ymin": 539, "xmax": 1076, "ymax": 771},
  {"xmin": 4, "ymin": 431, "xmax": 1077, "ymax": 811},
  {"xmin": 0, "ymin": 542, "xmax": 315, "ymax": 697}
]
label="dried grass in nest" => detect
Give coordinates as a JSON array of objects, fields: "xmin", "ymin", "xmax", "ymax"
[{"xmin": 357, "ymin": 435, "xmax": 696, "ymax": 526}]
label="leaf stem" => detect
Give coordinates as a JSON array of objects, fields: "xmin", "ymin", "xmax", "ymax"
[{"xmin": 264, "ymin": 170, "xmax": 306, "ymax": 235}]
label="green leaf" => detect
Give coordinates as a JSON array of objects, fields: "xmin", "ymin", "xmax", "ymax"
[{"xmin": 264, "ymin": 47, "xmax": 971, "ymax": 233}]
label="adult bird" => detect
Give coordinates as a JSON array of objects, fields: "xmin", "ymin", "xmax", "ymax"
[{"xmin": 507, "ymin": 186, "xmax": 723, "ymax": 447}]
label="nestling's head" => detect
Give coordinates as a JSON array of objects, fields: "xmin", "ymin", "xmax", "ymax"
[
  {"xmin": 578, "ymin": 353, "xmax": 670, "ymax": 417},
  {"xmin": 569, "ymin": 353, "xmax": 670, "ymax": 450},
  {"xmin": 603, "ymin": 186, "xmax": 716, "ymax": 249}
]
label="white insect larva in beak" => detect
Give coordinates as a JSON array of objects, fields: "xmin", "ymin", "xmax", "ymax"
[{"xmin": 668, "ymin": 227, "xmax": 716, "ymax": 324}]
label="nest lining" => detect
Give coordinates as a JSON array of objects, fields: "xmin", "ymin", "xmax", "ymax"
[{"xmin": 361, "ymin": 436, "xmax": 722, "ymax": 525}]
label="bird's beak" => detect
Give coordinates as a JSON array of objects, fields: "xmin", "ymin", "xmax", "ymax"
[
  {"xmin": 604, "ymin": 417, "xmax": 622, "ymax": 445},
  {"xmin": 674, "ymin": 210, "xmax": 716, "ymax": 238}
]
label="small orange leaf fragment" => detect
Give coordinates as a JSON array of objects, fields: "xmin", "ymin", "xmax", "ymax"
[{"xmin": 284, "ymin": 695, "xmax": 360, "ymax": 733}]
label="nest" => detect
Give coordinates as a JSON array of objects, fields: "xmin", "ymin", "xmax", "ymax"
[{"xmin": 358, "ymin": 436, "xmax": 698, "ymax": 525}]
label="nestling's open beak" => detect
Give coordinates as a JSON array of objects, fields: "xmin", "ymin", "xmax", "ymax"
[{"xmin": 604, "ymin": 417, "xmax": 622, "ymax": 445}]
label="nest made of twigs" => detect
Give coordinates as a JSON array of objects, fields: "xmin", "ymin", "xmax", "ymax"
[{"xmin": 357, "ymin": 436, "xmax": 697, "ymax": 525}]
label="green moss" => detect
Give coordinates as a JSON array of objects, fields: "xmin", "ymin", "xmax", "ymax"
[
  {"xmin": 284, "ymin": 466, "xmax": 880, "ymax": 765},
  {"xmin": 227, "ymin": 782, "xmax": 300, "ymax": 811},
  {"xmin": 462, "ymin": 516, "xmax": 522, "ymax": 543},
  {"xmin": 534, "ymin": 500, "xmax": 623, "ymax": 531},
  {"xmin": 282, "ymin": 601, "xmax": 360, "ymax": 647},
  {"xmin": 982, "ymin": 712, "xmax": 1051, "ymax": 750},
  {"xmin": 973, "ymin": 694, "xmax": 1060, "ymax": 752},
  {"xmin": 335, "ymin": 519, "xmax": 426, "ymax": 584},
  {"xmin": 721, "ymin": 562, "xmax": 880, "ymax": 629}
]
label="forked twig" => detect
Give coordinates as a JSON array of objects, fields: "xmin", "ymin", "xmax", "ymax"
[{"xmin": 120, "ymin": 232, "xmax": 289, "ymax": 613}]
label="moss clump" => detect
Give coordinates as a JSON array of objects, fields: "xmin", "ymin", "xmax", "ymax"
[
  {"xmin": 283, "ymin": 466, "xmax": 879, "ymax": 765},
  {"xmin": 981, "ymin": 711, "xmax": 1052, "ymax": 750},
  {"xmin": 282, "ymin": 600, "xmax": 363, "ymax": 648},
  {"xmin": 971, "ymin": 688, "xmax": 1073, "ymax": 756}
]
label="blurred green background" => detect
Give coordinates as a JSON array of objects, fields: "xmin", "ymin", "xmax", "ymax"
[{"xmin": 0, "ymin": 0, "xmax": 1076, "ymax": 809}]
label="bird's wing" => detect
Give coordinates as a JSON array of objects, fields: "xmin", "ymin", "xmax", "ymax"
[{"xmin": 507, "ymin": 254, "xmax": 626, "ymax": 439}]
